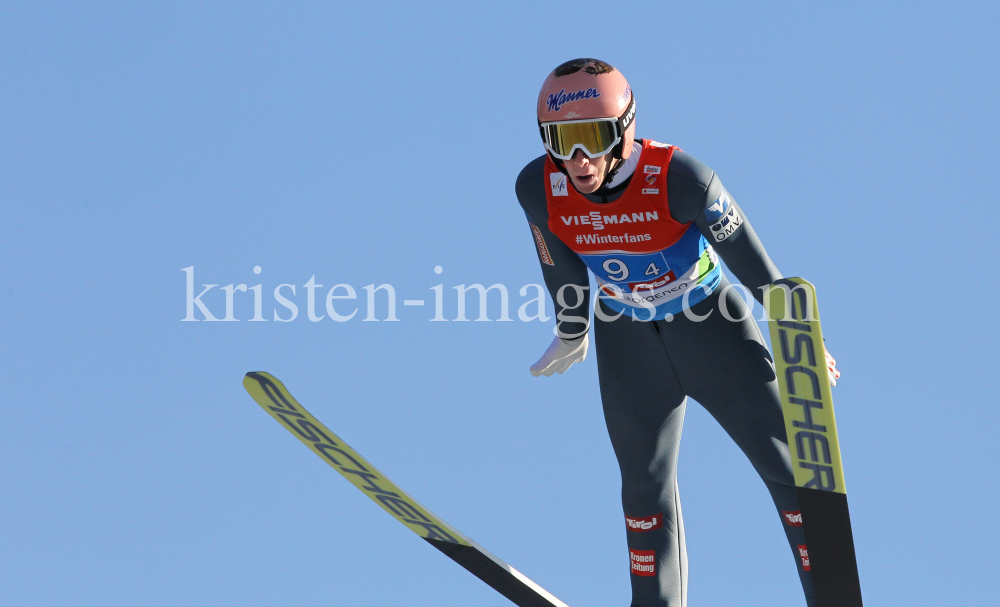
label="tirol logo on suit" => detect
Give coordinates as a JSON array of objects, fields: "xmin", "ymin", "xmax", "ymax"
[
  {"xmin": 782, "ymin": 510, "xmax": 804, "ymax": 526},
  {"xmin": 626, "ymin": 513, "xmax": 663, "ymax": 532}
]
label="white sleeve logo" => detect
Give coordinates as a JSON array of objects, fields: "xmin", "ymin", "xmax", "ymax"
[
  {"xmin": 705, "ymin": 191, "xmax": 730, "ymax": 221},
  {"xmin": 710, "ymin": 206, "xmax": 743, "ymax": 242}
]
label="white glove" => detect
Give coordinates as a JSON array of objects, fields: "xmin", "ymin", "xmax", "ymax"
[
  {"xmin": 825, "ymin": 347, "xmax": 841, "ymax": 387},
  {"xmin": 530, "ymin": 335, "xmax": 589, "ymax": 377}
]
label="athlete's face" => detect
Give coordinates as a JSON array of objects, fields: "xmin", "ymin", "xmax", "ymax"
[{"xmin": 564, "ymin": 149, "xmax": 613, "ymax": 194}]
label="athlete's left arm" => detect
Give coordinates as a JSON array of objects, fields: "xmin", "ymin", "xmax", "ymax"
[
  {"xmin": 668, "ymin": 150, "xmax": 840, "ymax": 385},
  {"xmin": 667, "ymin": 150, "xmax": 781, "ymax": 305}
]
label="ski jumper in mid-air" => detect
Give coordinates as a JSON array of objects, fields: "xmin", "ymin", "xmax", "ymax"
[{"xmin": 516, "ymin": 58, "xmax": 842, "ymax": 607}]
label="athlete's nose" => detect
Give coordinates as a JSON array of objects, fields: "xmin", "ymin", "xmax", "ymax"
[{"xmin": 570, "ymin": 149, "xmax": 590, "ymax": 166}]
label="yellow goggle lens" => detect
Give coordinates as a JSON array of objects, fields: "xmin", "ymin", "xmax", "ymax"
[{"xmin": 543, "ymin": 120, "xmax": 620, "ymax": 160}]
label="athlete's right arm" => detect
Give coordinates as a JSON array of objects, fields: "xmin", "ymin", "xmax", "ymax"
[{"xmin": 515, "ymin": 156, "xmax": 591, "ymax": 342}]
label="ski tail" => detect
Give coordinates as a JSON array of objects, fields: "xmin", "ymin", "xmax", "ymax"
[
  {"xmin": 765, "ymin": 279, "xmax": 863, "ymax": 607},
  {"xmin": 242, "ymin": 371, "xmax": 569, "ymax": 607}
]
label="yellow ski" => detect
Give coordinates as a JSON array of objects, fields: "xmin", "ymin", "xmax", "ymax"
[
  {"xmin": 243, "ymin": 371, "xmax": 569, "ymax": 607},
  {"xmin": 765, "ymin": 279, "xmax": 863, "ymax": 607}
]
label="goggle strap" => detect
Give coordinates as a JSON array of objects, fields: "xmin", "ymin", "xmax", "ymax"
[
  {"xmin": 617, "ymin": 93, "xmax": 636, "ymax": 135},
  {"xmin": 612, "ymin": 93, "xmax": 636, "ymax": 159}
]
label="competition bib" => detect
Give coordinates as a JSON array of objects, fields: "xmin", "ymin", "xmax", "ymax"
[{"xmin": 545, "ymin": 140, "xmax": 720, "ymax": 319}]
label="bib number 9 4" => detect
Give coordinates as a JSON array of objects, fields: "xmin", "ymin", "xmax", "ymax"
[{"xmin": 601, "ymin": 258, "xmax": 664, "ymax": 282}]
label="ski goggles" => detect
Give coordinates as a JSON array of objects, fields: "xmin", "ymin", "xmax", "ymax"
[
  {"xmin": 539, "ymin": 94, "xmax": 635, "ymax": 160},
  {"xmin": 541, "ymin": 119, "xmax": 621, "ymax": 160}
]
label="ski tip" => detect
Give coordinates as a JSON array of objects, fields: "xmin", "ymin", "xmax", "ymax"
[
  {"xmin": 243, "ymin": 371, "xmax": 277, "ymax": 389},
  {"xmin": 772, "ymin": 276, "xmax": 813, "ymax": 289}
]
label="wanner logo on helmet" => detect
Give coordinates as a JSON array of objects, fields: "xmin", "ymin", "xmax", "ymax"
[{"xmin": 546, "ymin": 88, "xmax": 601, "ymax": 112}]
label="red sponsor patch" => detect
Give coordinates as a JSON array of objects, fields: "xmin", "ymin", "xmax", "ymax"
[
  {"xmin": 625, "ymin": 513, "xmax": 663, "ymax": 533},
  {"xmin": 645, "ymin": 172, "xmax": 657, "ymax": 185},
  {"xmin": 627, "ymin": 270, "xmax": 676, "ymax": 292},
  {"xmin": 529, "ymin": 223, "xmax": 554, "ymax": 266},
  {"xmin": 798, "ymin": 545, "xmax": 811, "ymax": 571},
  {"xmin": 629, "ymin": 549, "xmax": 656, "ymax": 576},
  {"xmin": 782, "ymin": 510, "xmax": 803, "ymax": 527}
]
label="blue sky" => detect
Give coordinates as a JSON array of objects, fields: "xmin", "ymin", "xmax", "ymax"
[{"xmin": 2, "ymin": 1, "xmax": 997, "ymax": 605}]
